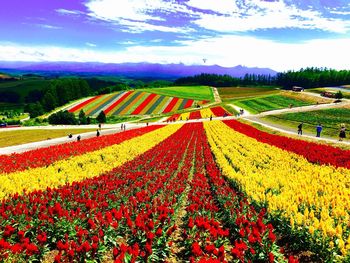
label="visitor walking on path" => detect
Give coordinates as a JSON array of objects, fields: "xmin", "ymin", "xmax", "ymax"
[
  {"xmin": 297, "ymin": 122, "xmax": 303, "ymax": 135},
  {"xmin": 77, "ymin": 135, "xmax": 81, "ymax": 142},
  {"xmin": 339, "ymin": 124, "xmax": 346, "ymax": 141},
  {"xmin": 96, "ymin": 129, "xmax": 100, "ymax": 137},
  {"xmin": 316, "ymin": 124, "xmax": 323, "ymax": 137}
]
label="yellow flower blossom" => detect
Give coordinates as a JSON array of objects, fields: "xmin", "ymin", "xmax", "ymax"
[{"xmin": 0, "ymin": 124, "xmax": 182, "ymax": 200}]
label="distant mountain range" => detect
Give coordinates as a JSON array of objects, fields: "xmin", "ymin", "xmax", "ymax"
[{"xmin": 0, "ymin": 61, "xmax": 277, "ymax": 79}]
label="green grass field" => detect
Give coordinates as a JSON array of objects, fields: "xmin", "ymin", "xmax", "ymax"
[
  {"xmin": 234, "ymin": 94, "xmax": 313, "ymax": 114},
  {"xmin": 0, "ymin": 128, "xmax": 100, "ymax": 147},
  {"xmin": 263, "ymin": 108, "xmax": 350, "ymax": 138},
  {"xmin": 0, "ymin": 79, "xmax": 48, "ymax": 101},
  {"xmin": 142, "ymin": 86, "xmax": 214, "ymax": 101},
  {"xmin": 218, "ymin": 86, "xmax": 279, "ymax": 100}
]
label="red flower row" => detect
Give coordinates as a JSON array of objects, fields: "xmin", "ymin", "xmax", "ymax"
[
  {"xmin": 0, "ymin": 123, "xmax": 297, "ymax": 262},
  {"xmin": 224, "ymin": 119, "xmax": 350, "ymax": 169},
  {"xmin": 0, "ymin": 125, "xmax": 162, "ymax": 174},
  {"xmin": 210, "ymin": 106, "xmax": 231, "ymax": 117}
]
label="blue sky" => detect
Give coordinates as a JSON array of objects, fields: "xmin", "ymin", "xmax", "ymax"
[{"xmin": 0, "ymin": 0, "xmax": 350, "ymax": 71}]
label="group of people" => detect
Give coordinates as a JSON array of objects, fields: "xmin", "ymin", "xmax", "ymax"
[{"xmin": 297, "ymin": 122, "xmax": 347, "ymax": 141}]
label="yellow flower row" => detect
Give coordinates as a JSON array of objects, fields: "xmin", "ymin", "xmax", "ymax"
[
  {"xmin": 204, "ymin": 121, "xmax": 350, "ymax": 255},
  {"xmin": 199, "ymin": 108, "xmax": 213, "ymax": 119},
  {"xmin": 179, "ymin": 111, "xmax": 190, "ymax": 120},
  {"xmin": 0, "ymin": 124, "xmax": 182, "ymax": 200}
]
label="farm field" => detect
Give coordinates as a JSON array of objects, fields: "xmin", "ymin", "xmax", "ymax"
[
  {"xmin": 234, "ymin": 94, "xmax": 314, "ymax": 114},
  {"xmin": 1, "ymin": 119, "xmax": 350, "ymax": 261},
  {"xmin": 68, "ymin": 90, "xmax": 209, "ymax": 117},
  {"xmin": 217, "ymin": 86, "xmax": 279, "ymax": 100},
  {"xmin": 262, "ymin": 107, "xmax": 350, "ymax": 139},
  {"xmin": 0, "ymin": 128, "xmax": 101, "ymax": 147},
  {"xmin": 142, "ymin": 86, "xmax": 214, "ymax": 101}
]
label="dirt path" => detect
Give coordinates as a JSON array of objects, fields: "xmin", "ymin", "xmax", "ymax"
[
  {"xmin": 212, "ymin": 87, "xmax": 222, "ymax": 103},
  {"xmin": 243, "ymin": 115, "xmax": 350, "ymax": 145},
  {"xmin": 0, "ymin": 123, "xmax": 150, "ymax": 155},
  {"xmin": 255, "ymin": 101, "xmax": 349, "ymax": 117}
]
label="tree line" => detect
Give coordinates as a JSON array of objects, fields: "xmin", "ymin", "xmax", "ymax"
[
  {"xmin": 174, "ymin": 73, "xmax": 275, "ymax": 87},
  {"xmin": 24, "ymin": 79, "xmax": 92, "ymax": 118},
  {"xmin": 275, "ymin": 67, "xmax": 350, "ymax": 89},
  {"xmin": 174, "ymin": 68, "xmax": 350, "ymax": 89}
]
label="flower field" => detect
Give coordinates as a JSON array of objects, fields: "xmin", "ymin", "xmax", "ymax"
[
  {"xmin": 68, "ymin": 91, "xmax": 209, "ymax": 117},
  {"xmin": 1, "ymin": 119, "xmax": 350, "ymax": 261}
]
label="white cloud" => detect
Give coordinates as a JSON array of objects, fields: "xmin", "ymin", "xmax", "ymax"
[
  {"xmin": 1, "ymin": 36, "xmax": 350, "ymax": 71},
  {"xmin": 192, "ymin": 0, "xmax": 350, "ymax": 33},
  {"xmin": 83, "ymin": 0, "xmax": 350, "ymax": 34},
  {"xmin": 37, "ymin": 24, "xmax": 62, "ymax": 30},
  {"xmin": 118, "ymin": 20, "xmax": 193, "ymax": 33},
  {"xmin": 186, "ymin": 0, "xmax": 239, "ymax": 14},
  {"xmin": 86, "ymin": 42, "xmax": 97, "ymax": 47},
  {"xmin": 56, "ymin": 9, "xmax": 82, "ymax": 16},
  {"xmin": 85, "ymin": 0, "xmax": 193, "ymax": 33}
]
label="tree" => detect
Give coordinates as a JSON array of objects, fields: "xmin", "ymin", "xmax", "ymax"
[
  {"xmin": 78, "ymin": 109, "xmax": 87, "ymax": 125},
  {"xmin": 48, "ymin": 111, "xmax": 78, "ymax": 125},
  {"xmin": 41, "ymin": 91, "xmax": 57, "ymax": 112},
  {"xmin": 24, "ymin": 102, "xmax": 44, "ymax": 118},
  {"xmin": 96, "ymin": 111, "xmax": 106, "ymax": 123},
  {"xmin": 335, "ymin": 91, "xmax": 343, "ymax": 100}
]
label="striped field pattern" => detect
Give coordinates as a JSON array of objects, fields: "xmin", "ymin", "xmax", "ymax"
[{"xmin": 68, "ymin": 91, "xmax": 209, "ymax": 116}]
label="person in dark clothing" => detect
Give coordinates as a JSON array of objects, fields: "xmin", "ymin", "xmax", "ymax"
[
  {"xmin": 297, "ymin": 122, "xmax": 303, "ymax": 135},
  {"xmin": 210, "ymin": 115, "xmax": 212, "ymax": 121},
  {"xmin": 339, "ymin": 125, "xmax": 346, "ymax": 141},
  {"xmin": 77, "ymin": 135, "xmax": 81, "ymax": 141},
  {"xmin": 96, "ymin": 129, "xmax": 100, "ymax": 137},
  {"xmin": 316, "ymin": 124, "xmax": 322, "ymax": 137},
  {"xmin": 68, "ymin": 133, "xmax": 73, "ymax": 138}
]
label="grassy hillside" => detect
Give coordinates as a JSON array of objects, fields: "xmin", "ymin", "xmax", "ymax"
[
  {"xmin": 142, "ymin": 86, "xmax": 214, "ymax": 101},
  {"xmin": 263, "ymin": 107, "xmax": 350, "ymax": 138},
  {"xmin": 0, "ymin": 79, "xmax": 48, "ymax": 101}
]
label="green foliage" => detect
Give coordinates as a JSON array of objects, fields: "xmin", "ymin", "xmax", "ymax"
[
  {"xmin": 24, "ymin": 102, "xmax": 45, "ymax": 118},
  {"xmin": 48, "ymin": 110, "xmax": 78, "ymax": 125},
  {"xmin": 0, "ymin": 91, "xmax": 20, "ymax": 103},
  {"xmin": 96, "ymin": 111, "xmax": 106, "ymax": 123},
  {"xmin": 78, "ymin": 110, "xmax": 87, "ymax": 124},
  {"xmin": 276, "ymin": 67, "xmax": 350, "ymax": 89},
  {"xmin": 175, "ymin": 73, "xmax": 276, "ymax": 87},
  {"xmin": 264, "ymin": 108, "xmax": 350, "ymax": 138},
  {"xmin": 335, "ymin": 91, "xmax": 343, "ymax": 99},
  {"xmin": 235, "ymin": 95, "xmax": 312, "ymax": 113}
]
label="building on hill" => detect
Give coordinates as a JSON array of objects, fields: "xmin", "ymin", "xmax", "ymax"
[{"xmin": 292, "ymin": 86, "xmax": 304, "ymax": 92}]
